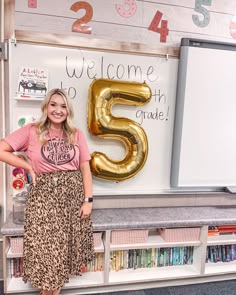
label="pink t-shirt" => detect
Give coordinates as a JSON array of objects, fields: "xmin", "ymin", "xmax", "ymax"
[{"xmin": 4, "ymin": 124, "xmax": 91, "ymax": 174}]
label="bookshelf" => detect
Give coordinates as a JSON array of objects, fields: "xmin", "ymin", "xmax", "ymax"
[
  {"xmin": 208, "ymin": 235, "xmax": 236, "ymax": 246},
  {"xmin": 3, "ymin": 233, "xmax": 106, "ymax": 294},
  {"xmin": 2, "ymin": 207, "xmax": 236, "ymax": 294}
]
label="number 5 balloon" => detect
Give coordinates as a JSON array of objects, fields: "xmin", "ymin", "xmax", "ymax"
[{"xmin": 87, "ymin": 78, "xmax": 151, "ymax": 181}]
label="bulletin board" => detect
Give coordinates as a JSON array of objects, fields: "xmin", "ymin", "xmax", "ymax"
[{"xmin": 8, "ymin": 41, "xmax": 178, "ymax": 195}]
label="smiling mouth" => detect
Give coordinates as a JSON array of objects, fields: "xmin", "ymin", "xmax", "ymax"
[{"xmin": 52, "ymin": 114, "xmax": 63, "ymax": 118}]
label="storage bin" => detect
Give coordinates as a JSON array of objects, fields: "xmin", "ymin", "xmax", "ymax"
[
  {"xmin": 93, "ymin": 232, "xmax": 102, "ymax": 247},
  {"xmin": 110, "ymin": 229, "xmax": 148, "ymax": 244},
  {"xmin": 158, "ymin": 227, "xmax": 200, "ymax": 242},
  {"xmin": 10, "ymin": 237, "xmax": 23, "ymax": 254}
]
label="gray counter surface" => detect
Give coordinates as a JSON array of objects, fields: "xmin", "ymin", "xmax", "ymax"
[{"xmin": 2, "ymin": 206, "xmax": 236, "ymax": 235}]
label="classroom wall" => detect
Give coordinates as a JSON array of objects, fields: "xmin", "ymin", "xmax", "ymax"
[
  {"xmin": 3, "ymin": 0, "xmax": 236, "ymax": 215},
  {"xmin": 2, "ymin": 0, "xmax": 236, "ymax": 283},
  {"xmin": 14, "ymin": 0, "xmax": 236, "ymax": 47}
]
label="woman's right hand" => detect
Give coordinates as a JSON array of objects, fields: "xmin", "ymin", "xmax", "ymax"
[{"xmin": 0, "ymin": 140, "xmax": 37, "ymax": 184}]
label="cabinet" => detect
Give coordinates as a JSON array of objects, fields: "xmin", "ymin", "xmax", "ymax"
[
  {"xmin": 205, "ymin": 234, "xmax": 236, "ymax": 275},
  {"xmin": 107, "ymin": 227, "xmax": 204, "ymax": 283},
  {"xmin": 3, "ymin": 232, "xmax": 105, "ymax": 294},
  {"xmin": 2, "ymin": 207, "xmax": 236, "ymax": 295}
]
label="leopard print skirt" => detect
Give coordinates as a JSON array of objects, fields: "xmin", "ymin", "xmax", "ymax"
[{"xmin": 22, "ymin": 170, "xmax": 95, "ymax": 291}]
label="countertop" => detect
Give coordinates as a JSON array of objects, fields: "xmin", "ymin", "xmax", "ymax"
[{"xmin": 2, "ymin": 206, "xmax": 236, "ymax": 235}]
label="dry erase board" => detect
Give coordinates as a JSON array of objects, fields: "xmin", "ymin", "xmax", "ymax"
[
  {"xmin": 171, "ymin": 38, "xmax": 236, "ymax": 189},
  {"xmin": 9, "ymin": 42, "xmax": 178, "ymax": 195}
]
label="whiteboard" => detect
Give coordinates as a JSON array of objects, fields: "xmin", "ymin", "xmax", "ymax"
[
  {"xmin": 171, "ymin": 38, "xmax": 236, "ymax": 189},
  {"xmin": 9, "ymin": 42, "xmax": 178, "ymax": 195}
]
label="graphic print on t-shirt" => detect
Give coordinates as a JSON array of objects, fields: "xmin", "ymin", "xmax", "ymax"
[{"xmin": 41, "ymin": 137, "xmax": 76, "ymax": 165}]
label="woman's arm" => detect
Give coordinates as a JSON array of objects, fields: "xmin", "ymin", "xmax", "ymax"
[
  {"xmin": 79, "ymin": 161, "xmax": 93, "ymax": 219},
  {"xmin": 80, "ymin": 161, "xmax": 93, "ymax": 198},
  {"xmin": 0, "ymin": 140, "xmax": 36, "ymax": 183}
]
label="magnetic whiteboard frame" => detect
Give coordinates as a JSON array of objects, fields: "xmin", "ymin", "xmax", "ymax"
[
  {"xmin": 171, "ymin": 38, "xmax": 236, "ymax": 189},
  {"xmin": 9, "ymin": 41, "xmax": 179, "ymax": 195}
]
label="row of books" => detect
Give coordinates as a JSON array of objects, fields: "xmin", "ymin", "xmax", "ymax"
[
  {"xmin": 10, "ymin": 254, "xmax": 104, "ymax": 277},
  {"xmin": 110, "ymin": 247, "xmax": 194, "ymax": 271},
  {"xmin": 208, "ymin": 225, "xmax": 236, "ymax": 236},
  {"xmin": 206, "ymin": 244, "xmax": 236, "ymax": 263},
  {"xmin": 81, "ymin": 253, "xmax": 104, "ymax": 272},
  {"xmin": 9, "ymin": 245, "xmax": 236, "ymax": 277},
  {"xmin": 10, "ymin": 258, "xmax": 23, "ymax": 278}
]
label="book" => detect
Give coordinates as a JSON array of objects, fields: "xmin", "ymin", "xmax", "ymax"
[
  {"xmin": 151, "ymin": 248, "xmax": 156, "ymax": 267},
  {"xmin": 141, "ymin": 249, "xmax": 146, "ymax": 268},
  {"xmin": 123, "ymin": 250, "xmax": 128, "ymax": 269},
  {"xmin": 218, "ymin": 224, "xmax": 236, "ymax": 230},
  {"xmin": 120, "ymin": 250, "xmax": 124, "ymax": 270},
  {"xmin": 158, "ymin": 248, "xmax": 164, "ymax": 267},
  {"xmin": 115, "ymin": 250, "xmax": 121, "ymax": 271},
  {"xmin": 232, "ymin": 244, "xmax": 236, "ymax": 260},
  {"xmin": 221, "ymin": 245, "xmax": 227, "ymax": 262},
  {"xmin": 146, "ymin": 248, "xmax": 152, "ymax": 268},
  {"xmin": 16, "ymin": 66, "xmax": 48, "ymax": 99},
  {"xmin": 109, "ymin": 251, "xmax": 114, "ymax": 271}
]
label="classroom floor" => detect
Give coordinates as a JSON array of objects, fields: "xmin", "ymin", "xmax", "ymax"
[
  {"xmin": 83, "ymin": 280, "xmax": 236, "ymax": 295},
  {"xmin": 1, "ymin": 280, "xmax": 236, "ymax": 294}
]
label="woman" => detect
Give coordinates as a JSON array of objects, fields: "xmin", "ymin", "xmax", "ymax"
[{"xmin": 0, "ymin": 88, "xmax": 94, "ymax": 295}]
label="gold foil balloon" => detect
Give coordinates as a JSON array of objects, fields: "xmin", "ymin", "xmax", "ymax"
[{"xmin": 88, "ymin": 78, "xmax": 151, "ymax": 181}]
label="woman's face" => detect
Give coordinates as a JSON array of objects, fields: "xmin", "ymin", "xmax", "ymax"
[{"xmin": 47, "ymin": 93, "xmax": 68, "ymax": 129}]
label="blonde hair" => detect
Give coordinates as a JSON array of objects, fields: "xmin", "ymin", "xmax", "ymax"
[{"xmin": 34, "ymin": 88, "xmax": 76, "ymax": 144}]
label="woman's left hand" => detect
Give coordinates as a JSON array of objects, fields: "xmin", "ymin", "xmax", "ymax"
[{"xmin": 79, "ymin": 202, "xmax": 93, "ymax": 219}]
